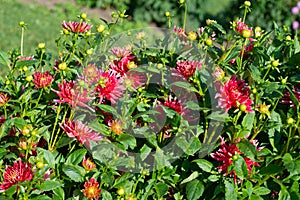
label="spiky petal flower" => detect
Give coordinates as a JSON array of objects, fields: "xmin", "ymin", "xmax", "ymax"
[
  {"xmin": 235, "ymin": 19, "xmax": 253, "ymax": 35},
  {"xmin": 95, "ymin": 71, "xmax": 125, "ymax": 104},
  {"xmin": 0, "ymin": 159, "xmax": 34, "ymax": 191},
  {"xmin": 281, "ymin": 84, "xmax": 300, "ymax": 107},
  {"xmin": 176, "ymin": 60, "xmax": 202, "ymax": 79},
  {"xmin": 52, "ymin": 80, "xmax": 92, "ymax": 110},
  {"xmin": 109, "ymin": 120, "xmax": 123, "ymax": 135},
  {"xmin": 163, "ymin": 95, "xmax": 183, "ymax": 114},
  {"xmin": 82, "ymin": 157, "xmax": 96, "ymax": 171},
  {"xmin": 0, "ymin": 92, "xmax": 10, "ymax": 107},
  {"xmin": 109, "ymin": 47, "xmax": 136, "ymax": 76},
  {"xmin": 216, "ymin": 76, "xmax": 253, "ymax": 113},
  {"xmin": 60, "ymin": 120, "xmax": 103, "ymax": 148},
  {"xmin": 210, "ymin": 137, "xmax": 259, "ymax": 181},
  {"xmin": 62, "ymin": 21, "xmax": 92, "ymax": 33},
  {"xmin": 32, "ymin": 71, "xmax": 54, "ymax": 88},
  {"xmin": 82, "ymin": 178, "xmax": 101, "ymax": 200}
]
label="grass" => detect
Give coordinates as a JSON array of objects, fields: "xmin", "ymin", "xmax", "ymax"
[{"xmin": 0, "ymin": 0, "xmax": 147, "ymax": 57}]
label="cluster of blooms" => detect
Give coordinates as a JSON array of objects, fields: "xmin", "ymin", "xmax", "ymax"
[
  {"xmin": 210, "ymin": 137, "xmax": 261, "ymax": 182},
  {"xmin": 291, "ymin": 2, "xmax": 300, "ymax": 30},
  {"xmin": 215, "ymin": 76, "xmax": 253, "ymax": 113}
]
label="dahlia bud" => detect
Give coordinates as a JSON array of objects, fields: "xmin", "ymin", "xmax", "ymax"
[
  {"xmin": 187, "ymin": 31, "xmax": 198, "ymax": 40},
  {"xmin": 165, "ymin": 11, "xmax": 170, "ymax": 17},
  {"xmin": 97, "ymin": 24, "xmax": 105, "ymax": 33},
  {"xmin": 38, "ymin": 43, "xmax": 45, "ymax": 49},
  {"xmin": 81, "ymin": 13, "xmax": 87, "ymax": 19},
  {"xmin": 205, "ymin": 38, "xmax": 213, "ymax": 46},
  {"xmin": 244, "ymin": 1, "xmax": 251, "ymax": 7},
  {"xmin": 287, "ymin": 118, "xmax": 294, "ymax": 125},
  {"xmin": 242, "ymin": 29, "xmax": 252, "ymax": 38}
]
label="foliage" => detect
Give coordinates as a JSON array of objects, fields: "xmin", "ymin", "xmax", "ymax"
[{"xmin": 0, "ymin": 2, "xmax": 300, "ymax": 199}]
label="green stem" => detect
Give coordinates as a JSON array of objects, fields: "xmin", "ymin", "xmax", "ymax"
[
  {"xmin": 21, "ymin": 27, "xmax": 24, "ymax": 56},
  {"xmin": 35, "ymin": 89, "xmax": 43, "ymax": 108},
  {"xmin": 242, "ymin": 7, "xmax": 247, "ymax": 23},
  {"xmin": 238, "ymin": 39, "xmax": 248, "ymax": 72},
  {"xmin": 262, "ymin": 66, "xmax": 271, "ymax": 80},
  {"xmin": 49, "ymin": 104, "xmax": 61, "ymax": 150}
]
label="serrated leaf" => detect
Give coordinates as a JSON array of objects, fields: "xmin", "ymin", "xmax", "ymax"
[
  {"xmin": 39, "ymin": 180, "xmax": 64, "ymax": 192},
  {"xmin": 211, "ymin": 22, "xmax": 226, "ymax": 34},
  {"xmin": 117, "ymin": 133, "xmax": 136, "ymax": 149},
  {"xmin": 282, "ymin": 153, "xmax": 300, "ymax": 176},
  {"xmin": 252, "ymin": 186, "xmax": 271, "ymax": 196},
  {"xmin": 66, "ymin": 148, "xmax": 87, "ymax": 165},
  {"xmin": 186, "ymin": 179, "xmax": 204, "ymax": 200},
  {"xmin": 16, "ymin": 60, "xmax": 37, "ymax": 68},
  {"xmin": 242, "ymin": 113, "xmax": 255, "ymax": 131},
  {"xmin": 30, "ymin": 195, "xmax": 52, "ymax": 200},
  {"xmin": 155, "ymin": 182, "xmax": 169, "ymax": 198},
  {"xmin": 62, "ymin": 164, "xmax": 85, "ymax": 182},
  {"xmin": 225, "ymin": 180, "xmax": 237, "ymax": 200}
]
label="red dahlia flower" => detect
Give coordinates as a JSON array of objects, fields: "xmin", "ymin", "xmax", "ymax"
[
  {"xmin": 281, "ymin": 84, "xmax": 300, "ymax": 107},
  {"xmin": 210, "ymin": 137, "xmax": 259, "ymax": 182},
  {"xmin": 0, "ymin": 159, "xmax": 34, "ymax": 191},
  {"xmin": 95, "ymin": 71, "xmax": 125, "ymax": 104},
  {"xmin": 61, "ymin": 120, "xmax": 103, "ymax": 148},
  {"xmin": 109, "ymin": 47, "xmax": 136, "ymax": 76},
  {"xmin": 163, "ymin": 95, "xmax": 183, "ymax": 114},
  {"xmin": 176, "ymin": 60, "xmax": 202, "ymax": 79},
  {"xmin": 216, "ymin": 76, "xmax": 253, "ymax": 113},
  {"xmin": 52, "ymin": 80, "xmax": 92, "ymax": 110},
  {"xmin": 82, "ymin": 178, "xmax": 101, "ymax": 200},
  {"xmin": 62, "ymin": 21, "xmax": 92, "ymax": 33},
  {"xmin": 32, "ymin": 71, "xmax": 54, "ymax": 88}
]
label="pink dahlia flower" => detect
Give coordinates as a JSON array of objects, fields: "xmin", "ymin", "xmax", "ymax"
[
  {"xmin": 61, "ymin": 120, "xmax": 103, "ymax": 148},
  {"xmin": 62, "ymin": 21, "xmax": 92, "ymax": 33},
  {"xmin": 235, "ymin": 19, "xmax": 253, "ymax": 35},
  {"xmin": 32, "ymin": 71, "xmax": 54, "ymax": 88},
  {"xmin": 0, "ymin": 159, "xmax": 34, "ymax": 191},
  {"xmin": 95, "ymin": 71, "xmax": 125, "ymax": 104},
  {"xmin": 52, "ymin": 80, "xmax": 92, "ymax": 110},
  {"xmin": 176, "ymin": 60, "xmax": 202, "ymax": 79},
  {"xmin": 216, "ymin": 76, "xmax": 253, "ymax": 113}
]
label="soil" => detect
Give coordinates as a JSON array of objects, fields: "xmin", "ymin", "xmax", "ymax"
[{"xmin": 16, "ymin": 0, "xmax": 114, "ymax": 21}]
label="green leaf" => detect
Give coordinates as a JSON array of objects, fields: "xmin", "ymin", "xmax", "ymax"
[
  {"xmin": 252, "ymin": 186, "xmax": 271, "ymax": 196},
  {"xmin": 225, "ymin": 180, "xmax": 237, "ymax": 200},
  {"xmin": 236, "ymin": 139, "xmax": 257, "ymax": 161},
  {"xmin": 185, "ymin": 136, "xmax": 201, "ymax": 155},
  {"xmin": 260, "ymin": 164, "xmax": 284, "ymax": 175},
  {"xmin": 16, "ymin": 59, "xmax": 37, "ymax": 68},
  {"xmin": 30, "ymin": 195, "xmax": 52, "ymax": 200},
  {"xmin": 62, "ymin": 164, "xmax": 86, "ymax": 182},
  {"xmin": 155, "ymin": 182, "xmax": 169, "ymax": 198},
  {"xmin": 66, "ymin": 148, "xmax": 87, "ymax": 165},
  {"xmin": 95, "ymin": 104, "xmax": 117, "ymax": 114},
  {"xmin": 39, "ymin": 180, "xmax": 64, "ymax": 192},
  {"xmin": 181, "ymin": 171, "xmax": 199, "ymax": 184},
  {"xmin": 249, "ymin": 194, "xmax": 264, "ymax": 200},
  {"xmin": 282, "ymin": 153, "xmax": 300, "ymax": 176},
  {"xmin": 193, "ymin": 159, "xmax": 213, "ymax": 172},
  {"xmin": 234, "ymin": 155, "xmax": 248, "ymax": 180},
  {"xmin": 140, "ymin": 144, "xmax": 152, "ymax": 161},
  {"xmin": 242, "ymin": 113, "xmax": 255, "ymax": 131},
  {"xmin": 0, "ymin": 51, "xmax": 10, "ymax": 66},
  {"xmin": 154, "ymin": 148, "xmax": 171, "ymax": 170},
  {"xmin": 11, "ymin": 117, "xmax": 26, "ymax": 129},
  {"xmin": 101, "ymin": 189, "xmax": 113, "ymax": 200},
  {"xmin": 43, "ymin": 150, "xmax": 56, "ymax": 168},
  {"xmin": 186, "ymin": 179, "xmax": 204, "ymax": 200},
  {"xmin": 211, "ymin": 22, "xmax": 226, "ymax": 34},
  {"xmin": 117, "ymin": 133, "xmax": 136, "ymax": 149},
  {"xmin": 53, "ymin": 187, "xmax": 65, "ymax": 200}
]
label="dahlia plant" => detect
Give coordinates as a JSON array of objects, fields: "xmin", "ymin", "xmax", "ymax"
[{"xmin": 0, "ymin": 1, "xmax": 300, "ymax": 199}]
